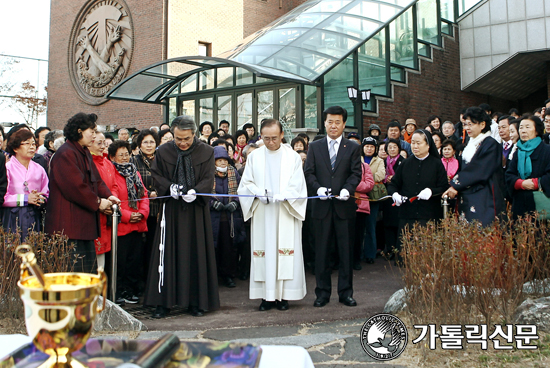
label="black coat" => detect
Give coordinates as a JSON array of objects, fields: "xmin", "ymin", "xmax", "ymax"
[
  {"xmin": 382, "ymin": 155, "xmax": 404, "ymax": 227},
  {"xmin": 304, "ymin": 137, "xmax": 362, "ymax": 220},
  {"xmin": 450, "ymin": 137, "xmax": 506, "ymax": 226},
  {"xmin": 387, "ymin": 154, "xmax": 448, "ymax": 221},
  {"xmin": 505, "ymin": 141, "xmax": 550, "ymax": 218}
]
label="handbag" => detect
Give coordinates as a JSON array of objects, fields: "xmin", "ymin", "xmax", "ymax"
[
  {"xmin": 368, "ymin": 182, "xmax": 388, "ymax": 201},
  {"xmin": 533, "ymin": 189, "xmax": 550, "ymax": 220}
]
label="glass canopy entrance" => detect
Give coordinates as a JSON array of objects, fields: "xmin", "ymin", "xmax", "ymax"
[{"xmin": 106, "ymin": 0, "xmax": 483, "ymax": 137}]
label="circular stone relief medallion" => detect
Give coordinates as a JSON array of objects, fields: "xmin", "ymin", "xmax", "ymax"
[{"xmin": 69, "ymin": 0, "xmax": 134, "ymax": 105}]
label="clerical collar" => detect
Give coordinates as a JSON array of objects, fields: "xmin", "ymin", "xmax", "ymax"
[{"xmin": 415, "ymin": 153, "xmax": 429, "ymax": 161}]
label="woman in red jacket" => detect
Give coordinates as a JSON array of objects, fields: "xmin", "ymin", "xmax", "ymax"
[
  {"xmin": 109, "ymin": 140, "xmax": 149, "ymax": 304},
  {"xmin": 351, "ymin": 156, "xmax": 374, "ymax": 270},
  {"xmin": 90, "ymin": 132, "xmax": 119, "ymax": 275}
]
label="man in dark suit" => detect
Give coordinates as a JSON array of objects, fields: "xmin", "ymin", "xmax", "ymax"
[{"xmin": 304, "ymin": 106, "xmax": 362, "ymax": 308}]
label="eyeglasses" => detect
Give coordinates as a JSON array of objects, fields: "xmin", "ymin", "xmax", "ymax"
[{"xmin": 20, "ymin": 142, "xmax": 36, "ymax": 147}]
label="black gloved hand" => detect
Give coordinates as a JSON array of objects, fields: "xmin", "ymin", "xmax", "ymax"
[
  {"xmin": 225, "ymin": 201, "xmax": 238, "ymax": 213},
  {"xmin": 212, "ymin": 201, "xmax": 224, "ymax": 211}
]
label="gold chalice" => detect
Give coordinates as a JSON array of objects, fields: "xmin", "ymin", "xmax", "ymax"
[{"xmin": 16, "ymin": 245, "xmax": 107, "ymax": 368}]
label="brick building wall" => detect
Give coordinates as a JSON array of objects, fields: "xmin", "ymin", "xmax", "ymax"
[
  {"xmin": 168, "ymin": 0, "xmax": 244, "ymax": 59},
  {"xmin": 47, "ymin": 0, "xmax": 166, "ymax": 131},
  {"xmin": 243, "ymin": 0, "xmax": 309, "ymax": 38},
  {"xmin": 362, "ymin": 29, "xmax": 512, "ymax": 135}
]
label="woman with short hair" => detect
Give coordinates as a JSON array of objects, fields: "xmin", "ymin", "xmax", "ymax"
[
  {"xmin": 131, "ymin": 129, "xmax": 160, "ymax": 293},
  {"xmin": 109, "ymin": 140, "xmax": 149, "ymax": 304},
  {"xmin": 505, "ymin": 115, "xmax": 550, "ymax": 218},
  {"xmin": 388, "ymin": 130, "xmax": 448, "ymax": 264},
  {"xmin": 443, "ymin": 107, "xmax": 505, "ymax": 226},
  {"xmin": 233, "ymin": 130, "xmax": 248, "ymax": 165},
  {"xmin": 198, "ymin": 121, "xmax": 214, "ymax": 143},
  {"xmin": 45, "ymin": 112, "xmax": 120, "ymax": 272},
  {"xmin": 3, "ymin": 130, "xmax": 49, "ymax": 240},
  {"xmin": 360, "ymin": 137, "xmax": 385, "ymax": 265}
]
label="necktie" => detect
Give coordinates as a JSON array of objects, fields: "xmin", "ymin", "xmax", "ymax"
[
  {"xmin": 504, "ymin": 142, "xmax": 510, "ymax": 150},
  {"xmin": 329, "ymin": 140, "xmax": 336, "ymax": 170}
]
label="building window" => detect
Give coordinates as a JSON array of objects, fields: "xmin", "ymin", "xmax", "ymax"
[{"xmin": 199, "ymin": 42, "xmax": 211, "ymax": 57}]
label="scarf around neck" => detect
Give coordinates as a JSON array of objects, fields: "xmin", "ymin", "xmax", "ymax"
[
  {"xmin": 462, "ymin": 131, "xmax": 490, "ymax": 164},
  {"xmin": 517, "ymin": 137, "xmax": 542, "ymax": 179},
  {"xmin": 112, "ymin": 161, "xmax": 144, "ymax": 209},
  {"xmin": 385, "ymin": 155, "xmax": 399, "ymax": 181},
  {"xmin": 138, "ymin": 149, "xmax": 154, "ymax": 169},
  {"xmin": 172, "ymin": 138, "xmax": 197, "ymax": 194}
]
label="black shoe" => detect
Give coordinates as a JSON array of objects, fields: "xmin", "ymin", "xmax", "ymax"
[
  {"xmin": 313, "ymin": 297, "xmax": 329, "ymax": 307},
  {"xmin": 366, "ymin": 258, "xmax": 375, "ymax": 264},
  {"xmin": 259, "ymin": 299, "xmax": 275, "ymax": 311},
  {"xmin": 353, "ymin": 262, "xmax": 362, "ymax": 270},
  {"xmin": 238, "ymin": 272, "xmax": 249, "ymax": 281},
  {"xmin": 152, "ymin": 305, "xmax": 170, "ymax": 319},
  {"xmin": 115, "ymin": 297, "xmax": 126, "ymax": 306},
  {"xmin": 276, "ymin": 300, "xmax": 289, "ymax": 311},
  {"xmin": 339, "ymin": 296, "xmax": 357, "ymax": 307},
  {"xmin": 122, "ymin": 291, "xmax": 139, "ymax": 304},
  {"xmin": 189, "ymin": 306, "xmax": 204, "ymax": 317},
  {"xmin": 223, "ymin": 276, "xmax": 236, "ymax": 288}
]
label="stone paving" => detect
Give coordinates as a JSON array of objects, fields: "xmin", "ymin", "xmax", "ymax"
[{"xmin": 95, "ymin": 259, "xmax": 408, "ymax": 366}]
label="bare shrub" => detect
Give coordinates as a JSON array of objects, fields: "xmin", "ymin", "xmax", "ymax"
[
  {"xmin": 0, "ymin": 229, "xmax": 76, "ymax": 320},
  {"xmin": 401, "ymin": 214, "xmax": 550, "ymax": 326}
]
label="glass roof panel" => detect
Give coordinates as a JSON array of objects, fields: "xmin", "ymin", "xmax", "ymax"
[
  {"xmin": 108, "ymin": 73, "xmax": 167, "ymax": 100},
  {"xmin": 226, "ymin": 0, "xmax": 416, "ymax": 81},
  {"xmin": 108, "ymin": 0, "xmax": 417, "ymax": 103},
  {"xmin": 146, "ymin": 62, "xmax": 198, "ymax": 77}
]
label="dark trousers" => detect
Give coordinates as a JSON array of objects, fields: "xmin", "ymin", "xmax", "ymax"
[
  {"xmin": 363, "ymin": 202, "xmax": 379, "ymax": 260},
  {"xmin": 69, "ymin": 239, "xmax": 96, "ymax": 273},
  {"xmin": 302, "ymin": 207, "xmax": 316, "ymax": 266},
  {"xmin": 314, "ymin": 211, "xmax": 354, "ymax": 299},
  {"xmin": 117, "ymin": 231, "xmax": 142, "ymax": 295},
  {"xmin": 238, "ymin": 221, "xmax": 251, "ymax": 277},
  {"xmin": 216, "ymin": 220, "xmax": 238, "ymax": 278},
  {"xmin": 352, "ymin": 212, "xmax": 367, "ymax": 264},
  {"xmin": 140, "ymin": 215, "xmax": 158, "ymax": 292}
]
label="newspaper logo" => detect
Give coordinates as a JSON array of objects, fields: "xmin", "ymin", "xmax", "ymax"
[{"xmin": 360, "ymin": 313, "xmax": 408, "ymax": 361}]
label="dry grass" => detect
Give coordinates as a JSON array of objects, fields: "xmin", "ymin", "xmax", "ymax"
[
  {"xmin": 393, "ymin": 214, "xmax": 550, "ymax": 367},
  {"xmin": 0, "ymin": 228, "xmax": 76, "ymax": 321}
]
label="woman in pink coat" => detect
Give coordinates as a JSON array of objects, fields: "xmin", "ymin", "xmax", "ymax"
[
  {"xmin": 351, "ymin": 156, "xmax": 374, "ymax": 270},
  {"xmin": 3, "ymin": 129, "xmax": 49, "ymax": 241}
]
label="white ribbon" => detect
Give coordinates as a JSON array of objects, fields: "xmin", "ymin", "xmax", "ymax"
[{"xmin": 158, "ymin": 203, "xmax": 166, "ymax": 293}]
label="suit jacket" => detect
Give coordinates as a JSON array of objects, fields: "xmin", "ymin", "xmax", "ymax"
[{"xmin": 304, "ymin": 136, "xmax": 362, "ymax": 220}]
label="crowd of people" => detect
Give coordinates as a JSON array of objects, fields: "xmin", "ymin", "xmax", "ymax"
[{"xmin": 1, "ymin": 99, "xmax": 549, "ymax": 318}]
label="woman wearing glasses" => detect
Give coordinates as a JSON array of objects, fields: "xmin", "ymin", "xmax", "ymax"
[
  {"xmin": 109, "ymin": 140, "xmax": 149, "ymax": 304},
  {"xmin": 2, "ymin": 129, "xmax": 49, "ymax": 240}
]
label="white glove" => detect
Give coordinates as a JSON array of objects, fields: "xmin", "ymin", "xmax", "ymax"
[
  {"xmin": 392, "ymin": 192, "xmax": 407, "ymax": 206},
  {"xmin": 317, "ymin": 187, "xmax": 331, "ymax": 201},
  {"xmin": 182, "ymin": 189, "xmax": 196, "ymax": 203},
  {"xmin": 337, "ymin": 188, "xmax": 350, "ymax": 201},
  {"xmin": 417, "ymin": 188, "xmax": 432, "ymax": 200},
  {"xmin": 258, "ymin": 190, "xmax": 271, "ymax": 205},
  {"xmin": 273, "ymin": 194, "xmax": 285, "ymax": 203},
  {"xmin": 170, "ymin": 184, "xmax": 181, "ymax": 200}
]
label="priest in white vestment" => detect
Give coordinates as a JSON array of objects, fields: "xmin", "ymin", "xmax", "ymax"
[{"xmin": 238, "ymin": 119, "xmax": 307, "ymax": 311}]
